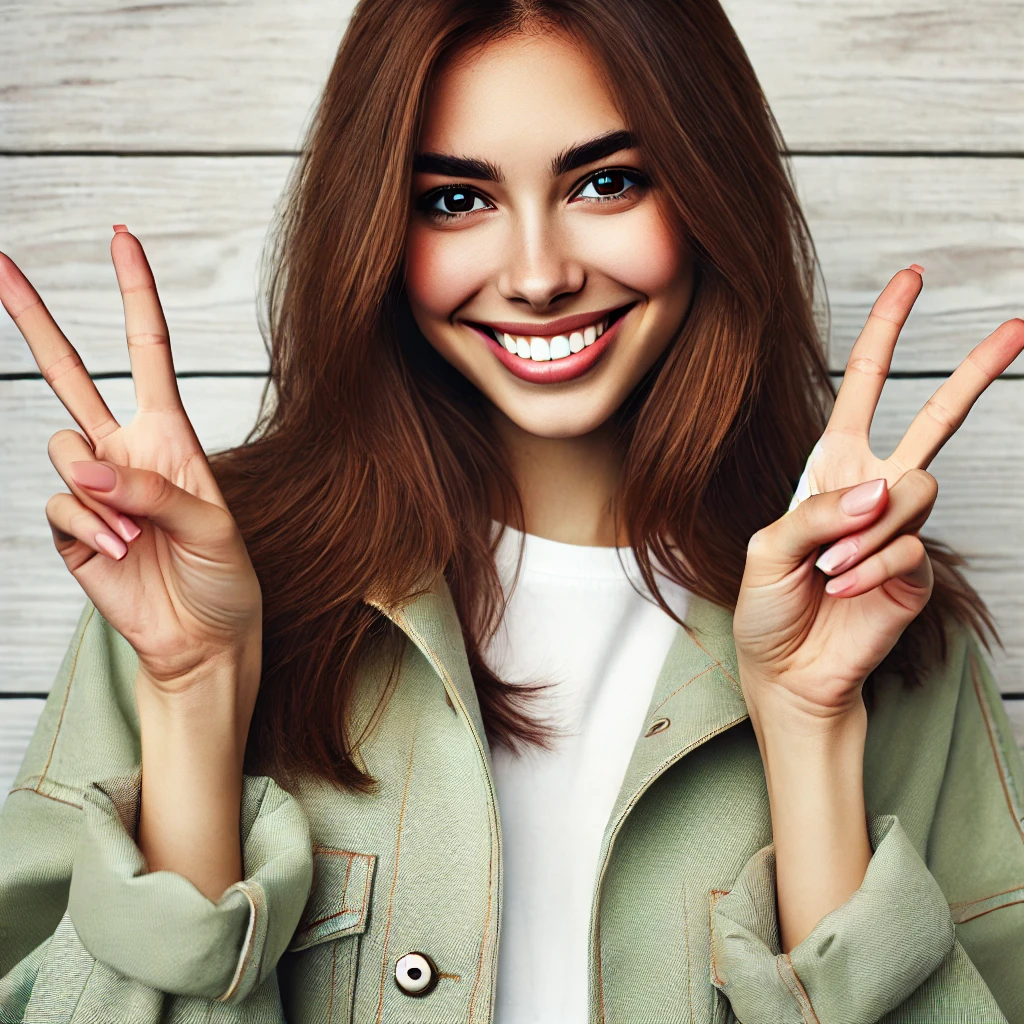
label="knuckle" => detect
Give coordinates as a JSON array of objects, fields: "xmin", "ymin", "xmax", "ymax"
[
  {"xmin": 922, "ymin": 396, "xmax": 961, "ymax": 433},
  {"xmin": 746, "ymin": 527, "xmax": 772, "ymax": 558},
  {"xmin": 846, "ymin": 355, "xmax": 888, "ymax": 380},
  {"xmin": 141, "ymin": 470, "xmax": 174, "ymax": 507}
]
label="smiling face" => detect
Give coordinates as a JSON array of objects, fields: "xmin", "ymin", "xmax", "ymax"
[{"xmin": 404, "ymin": 27, "xmax": 695, "ymax": 439}]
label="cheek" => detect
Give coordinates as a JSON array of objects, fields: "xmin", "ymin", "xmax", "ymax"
[
  {"xmin": 404, "ymin": 225, "xmax": 493, "ymax": 322},
  {"xmin": 575, "ymin": 203, "xmax": 686, "ymax": 298}
]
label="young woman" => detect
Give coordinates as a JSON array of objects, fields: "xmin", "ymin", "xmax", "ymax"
[{"xmin": 1, "ymin": 0, "xmax": 1022, "ymax": 1021}]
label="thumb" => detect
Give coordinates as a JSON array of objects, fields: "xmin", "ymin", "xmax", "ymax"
[
  {"xmin": 70, "ymin": 460, "xmax": 232, "ymax": 547},
  {"xmin": 746, "ymin": 478, "xmax": 889, "ymax": 581}
]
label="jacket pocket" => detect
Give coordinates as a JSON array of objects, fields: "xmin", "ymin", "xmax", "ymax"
[{"xmin": 279, "ymin": 846, "xmax": 377, "ymax": 1024}]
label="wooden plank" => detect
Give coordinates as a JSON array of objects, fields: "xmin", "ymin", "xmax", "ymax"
[
  {"xmin": 2, "ymin": 375, "xmax": 1023, "ymax": 691},
  {"xmin": 1, "ymin": 1, "xmax": 1021, "ymax": 152},
  {"xmin": 722, "ymin": 0, "xmax": 1024, "ymax": 152},
  {"xmin": 0, "ymin": 157, "xmax": 292, "ymax": 374},
  {"xmin": 1006, "ymin": 701, "xmax": 1024, "ymax": 750},
  {"xmin": 796, "ymin": 157, "xmax": 1024, "ymax": 373},
  {"xmin": 0, "ymin": 699, "xmax": 46, "ymax": 808},
  {"xmin": 3, "ymin": 156, "xmax": 1022, "ymax": 375},
  {"xmin": 0, "ymin": 376, "xmax": 269, "ymax": 691}
]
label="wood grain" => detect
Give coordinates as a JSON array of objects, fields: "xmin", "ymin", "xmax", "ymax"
[
  {"xmin": 1, "ymin": 1, "xmax": 1021, "ymax": 152},
  {"xmin": 3, "ymin": 156, "xmax": 1022, "ymax": 375},
  {"xmin": 1, "ymin": 376, "xmax": 1022, "ymax": 691}
]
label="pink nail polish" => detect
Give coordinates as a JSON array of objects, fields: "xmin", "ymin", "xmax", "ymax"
[
  {"xmin": 95, "ymin": 530, "xmax": 128, "ymax": 560},
  {"xmin": 815, "ymin": 538, "xmax": 859, "ymax": 575},
  {"xmin": 71, "ymin": 461, "xmax": 117, "ymax": 492},
  {"xmin": 825, "ymin": 573, "xmax": 858, "ymax": 597},
  {"xmin": 115, "ymin": 513, "xmax": 141, "ymax": 542},
  {"xmin": 113, "ymin": 224, "xmax": 128, "ymax": 233},
  {"xmin": 909, "ymin": 263, "xmax": 925, "ymax": 274},
  {"xmin": 840, "ymin": 478, "xmax": 886, "ymax": 516}
]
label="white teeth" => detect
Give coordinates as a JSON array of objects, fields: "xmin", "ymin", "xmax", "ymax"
[
  {"xmin": 516, "ymin": 337, "xmax": 531, "ymax": 359},
  {"xmin": 502, "ymin": 332, "xmax": 517, "ymax": 353},
  {"xmin": 582, "ymin": 325, "xmax": 596, "ymax": 347},
  {"xmin": 597, "ymin": 320, "xmax": 605, "ymax": 338},
  {"xmin": 568, "ymin": 331, "xmax": 584, "ymax": 353},
  {"xmin": 550, "ymin": 335, "xmax": 571, "ymax": 359},
  {"xmin": 530, "ymin": 338, "xmax": 551, "ymax": 361}
]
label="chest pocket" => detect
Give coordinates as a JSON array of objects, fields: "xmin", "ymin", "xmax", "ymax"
[{"xmin": 279, "ymin": 846, "xmax": 377, "ymax": 1024}]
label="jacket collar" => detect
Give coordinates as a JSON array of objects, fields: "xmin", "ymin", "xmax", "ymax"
[{"xmin": 370, "ymin": 574, "xmax": 750, "ymax": 793}]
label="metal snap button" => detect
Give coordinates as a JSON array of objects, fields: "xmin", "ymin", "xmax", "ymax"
[
  {"xmin": 645, "ymin": 717, "xmax": 670, "ymax": 737},
  {"xmin": 394, "ymin": 951, "xmax": 438, "ymax": 996}
]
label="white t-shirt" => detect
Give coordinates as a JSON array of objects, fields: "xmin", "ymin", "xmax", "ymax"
[{"xmin": 485, "ymin": 526, "xmax": 691, "ymax": 1024}]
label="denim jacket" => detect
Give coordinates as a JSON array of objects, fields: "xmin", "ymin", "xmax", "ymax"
[{"xmin": 1, "ymin": 580, "xmax": 1023, "ymax": 1023}]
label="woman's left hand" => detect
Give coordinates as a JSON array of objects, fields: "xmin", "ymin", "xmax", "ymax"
[{"xmin": 733, "ymin": 266, "xmax": 1024, "ymax": 725}]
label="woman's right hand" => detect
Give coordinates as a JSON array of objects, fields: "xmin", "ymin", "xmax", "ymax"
[{"xmin": 0, "ymin": 226, "xmax": 262, "ymax": 699}]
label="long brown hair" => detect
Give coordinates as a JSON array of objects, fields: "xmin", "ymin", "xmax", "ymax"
[{"xmin": 211, "ymin": 0, "xmax": 995, "ymax": 791}]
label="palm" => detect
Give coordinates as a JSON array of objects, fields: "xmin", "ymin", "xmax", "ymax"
[{"xmin": 0, "ymin": 232, "xmax": 261, "ymax": 686}]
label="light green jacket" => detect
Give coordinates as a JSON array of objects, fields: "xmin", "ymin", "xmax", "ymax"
[{"xmin": 1, "ymin": 582, "xmax": 1023, "ymax": 1023}]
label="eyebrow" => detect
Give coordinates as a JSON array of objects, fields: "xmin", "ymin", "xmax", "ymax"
[{"xmin": 411, "ymin": 129, "xmax": 637, "ymax": 183}]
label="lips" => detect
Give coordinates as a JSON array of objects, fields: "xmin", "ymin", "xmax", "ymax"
[{"xmin": 466, "ymin": 302, "xmax": 636, "ymax": 385}]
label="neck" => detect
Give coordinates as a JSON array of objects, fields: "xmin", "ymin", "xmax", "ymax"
[{"xmin": 490, "ymin": 406, "xmax": 627, "ymax": 547}]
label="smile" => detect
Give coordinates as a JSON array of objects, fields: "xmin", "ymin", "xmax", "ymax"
[{"xmin": 466, "ymin": 302, "xmax": 637, "ymax": 384}]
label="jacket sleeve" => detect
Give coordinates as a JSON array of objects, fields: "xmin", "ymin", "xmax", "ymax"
[
  {"xmin": 0, "ymin": 601, "xmax": 314, "ymax": 1022},
  {"xmin": 710, "ymin": 629, "xmax": 1024, "ymax": 1024}
]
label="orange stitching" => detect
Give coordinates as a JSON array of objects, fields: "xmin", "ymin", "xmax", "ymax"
[
  {"xmin": 970, "ymin": 654, "xmax": 1024, "ymax": 845},
  {"xmin": 682, "ymin": 622, "xmax": 741, "ymax": 689},
  {"xmin": 375, "ymin": 738, "xmax": 416, "ymax": 1023},
  {"xmin": 595, "ymin": 912, "xmax": 606, "ymax": 1023},
  {"xmin": 467, "ymin": 843, "xmax": 493, "ymax": 1023},
  {"xmin": 37, "ymin": 605, "xmax": 94, "ymax": 792},
  {"xmin": 340, "ymin": 851, "xmax": 355, "ymax": 914},
  {"xmin": 8, "ymin": 786, "xmax": 81, "ymax": 810},
  {"xmin": 778, "ymin": 954, "xmax": 821, "ymax": 1024},
  {"xmin": 437, "ymin": 972, "xmax": 462, "ymax": 980},
  {"xmin": 708, "ymin": 890, "xmax": 729, "ymax": 986},
  {"xmin": 954, "ymin": 894, "xmax": 1024, "ymax": 924},
  {"xmin": 652, "ymin": 665, "xmax": 715, "ymax": 715},
  {"xmin": 951, "ymin": 882, "xmax": 1024, "ymax": 909}
]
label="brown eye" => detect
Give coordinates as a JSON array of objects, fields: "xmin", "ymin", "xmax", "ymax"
[
  {"xmin": 419, "ymin": 186, "xmax": 490, "ymax": 217},
  {"xmin": 593, "ymin": 171, "xmax": 624, "ymax": 195},
  {"xmin": 574, "ymin": 169, "xmax": 646, "ymax": 202}
]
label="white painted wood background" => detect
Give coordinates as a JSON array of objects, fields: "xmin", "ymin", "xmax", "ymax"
[{"xmin": 2, "ymin": 0, "xmax": 1024, "ymax": 804}]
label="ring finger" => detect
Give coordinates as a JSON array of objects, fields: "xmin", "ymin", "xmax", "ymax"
[
  {"xmin": 48, "ymin": 429, "xmax": 141, "ymax": 543},
  {"xmin": 46, "ymin": 492, "xmax": 129, "ymax": 572}
]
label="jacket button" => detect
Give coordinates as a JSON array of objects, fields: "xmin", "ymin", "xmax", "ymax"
[{"xmin": 394, "ymin": 951, "xmax": 439, "ymax": 996}]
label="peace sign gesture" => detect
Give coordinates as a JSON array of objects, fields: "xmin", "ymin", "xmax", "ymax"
[
  {"xmin": 733, "ymin": 267, "xmax": 1024, "ymax": 722},
  {"xmin": 0, "ymin": 227, "xmax": 262, "ymax": 697}
]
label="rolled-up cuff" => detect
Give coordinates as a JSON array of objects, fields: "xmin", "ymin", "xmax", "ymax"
[
  {"xmin": 711, "ymin": 814, "xmax": 955, "ymax": 1024},
  {"xmin": 67, "ymin": 768, "xmax": 313, "ymax": 1003}
]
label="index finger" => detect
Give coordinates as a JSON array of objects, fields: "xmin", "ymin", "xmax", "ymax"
[
  {"xmin": 890, "ymin": 317, "xmax": 1024, "ymax": 470},
  {"xmin": 827, "ymin": 267, "xmax": 924, "ymax": 438},
  {"xmin": 109, "ymin": 227, "xmax": 184, "ymax": 413},
  {"xmin": 0, "ymin": 250, "xmax": 120, "ymax": 446}
]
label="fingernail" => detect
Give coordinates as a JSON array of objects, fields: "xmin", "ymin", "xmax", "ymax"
[
  {"xmin": 909, "ymin": 263, "xmax": 925, "ymax": 274},
  {"xmin": 815, "ymin": 538, "xmax": 859, "ymax": 575},
  {"xmin": 825, "ymin": 572, "xmax": 858, "ymax": 596},
  {"xmin": 94, "ymin": 530, "xmax": 127, "ymax": 560},
  {"xmin": 71, "ymin": 461, "xmax": 117, "ymax": 491},
  {"xmin": 115, "ymin": 513, "xmax": 141, "ymax": 542},
  {"xmin": 840, "ymin": 478, "xmax": 886, "ymax": 516},
  {"xmin": 113, "ymin": 224, "xmax": 129, "ymax": 233}
]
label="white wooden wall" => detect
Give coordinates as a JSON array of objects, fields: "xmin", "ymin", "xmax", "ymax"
[{"xmin": 2, "ymin": 0, "xmax": 1024, "ymax": 804}]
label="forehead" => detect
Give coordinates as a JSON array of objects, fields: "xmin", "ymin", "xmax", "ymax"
[{"xmin": 418, "ymin": 29, "xmax": 625, "ymax": 162}]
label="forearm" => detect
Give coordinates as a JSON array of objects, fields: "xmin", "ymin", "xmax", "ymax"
[
  {"xmin": 750, "ymin": 698, "xmax": 872, "ymax": 953},
  {"xmin": 135, "ymin": 651, "xmax": 260, "ymax": 902}
]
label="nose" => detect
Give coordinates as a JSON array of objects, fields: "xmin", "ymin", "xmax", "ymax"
[{"xmin": 496, "ymin": 207, "xmax": 585, "ymax": 311}]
